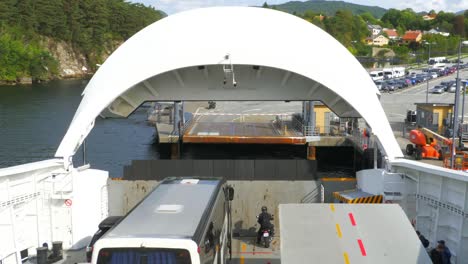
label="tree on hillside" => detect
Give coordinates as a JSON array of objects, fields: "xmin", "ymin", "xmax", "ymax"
[
  {"xmin": 359, "ymin": 12, "xmax": 379, "ymax": 25},
  {"xmin": 325, "ymin": 10, "xmax": 354, "ymax": 45},
  {"xmin": 381, "ymin": 9, "xmax": 400, "ymax": 28},
  {"xmin": 454, "ymin": 15, "xmax": 465, "ymax": 37},
  {"xmin": 262, "ymin": 2, "xmax": 269, "ymax": 8},
  {"xmin": 15, "ymin": 0, "xmax": 37, "ymax": 35},
  {"xmin": 0, "ymin": 0, "xmax": 165, "ymax": 81},
  {"xmin": 0, "ymin": 0, "xmax": 15, "ymax": 26}
]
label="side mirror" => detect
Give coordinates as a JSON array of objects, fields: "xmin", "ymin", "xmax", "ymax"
[{"xmin": 226, "ymin": 186, "xmax": 234, "ymax": 201}]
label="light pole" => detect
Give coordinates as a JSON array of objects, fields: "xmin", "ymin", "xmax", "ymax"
[
  {"xmin": 424, "ymin": 41, "xmax": 436, "ymax": 103},
  {"xmin": 451, "ymin": 40, "xmax": 468, "ymax": 168},
  {"xmin": 456, "ymin": 40, "xmax": 468, "ymax": 150}
]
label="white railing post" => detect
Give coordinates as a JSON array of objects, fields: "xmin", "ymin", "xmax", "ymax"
[{"xmin": 320, "ymin": 184, "xmax": 325, "ymax": 203}]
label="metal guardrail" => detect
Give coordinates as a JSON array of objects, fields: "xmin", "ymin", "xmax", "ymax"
[
  {"xmin": 301, "ymin": 184, "xmax": 324, "ymax": 203},
  {"xmin": 168, "ymin": 114, "xmax": 200, "ymax": 143}
]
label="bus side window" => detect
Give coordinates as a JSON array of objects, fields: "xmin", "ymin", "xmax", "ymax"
[{"xmin": 204, "ymin": 222, "xmax": 215, "ymax": 253}]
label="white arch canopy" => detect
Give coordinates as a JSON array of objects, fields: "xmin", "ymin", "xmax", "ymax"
[{"xmin": 56, "ymin": 6, "xmax": 403, "ymax": 162}]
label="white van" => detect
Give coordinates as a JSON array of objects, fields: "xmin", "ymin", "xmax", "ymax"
[
  {"xmin": 370, "ymin": 71, "xmax": 384, "ymax": 81},
  {"xmin": 392, "ymin": 67, "xmax": 405, "ymax": 78},
  {"xmin": 383, "ymin": 68, "xmax": 394, "ymax": 79}
]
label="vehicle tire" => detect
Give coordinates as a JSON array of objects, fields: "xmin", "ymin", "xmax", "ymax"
[
  {"xmin": 264, "ymin": 237, "xmax": 270, "ymax": 248},
  {"xmin": 415, "ymin": 148, "xmax": 422, "ymax": 160},
  {"xmin": 406, "ymin": 144, "xmax": 414, "ymax": 155}
]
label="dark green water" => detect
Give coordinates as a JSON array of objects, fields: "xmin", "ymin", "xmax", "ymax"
[
  {"xmin": 0, "ymin": 80, "xmax": 310, "ymax": 177},
  {"xmin": 0, "ymin": 79, "xmax": 158, "ymax": 176}
]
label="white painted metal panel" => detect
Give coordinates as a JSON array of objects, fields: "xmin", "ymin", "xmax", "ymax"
[
  {"xmin": 391, "ymin": 159, "xmax": 468, "ymax": 263},
  {"xmin": 0, "ymin": 160, "xmax": 109, "ymax": 264}
]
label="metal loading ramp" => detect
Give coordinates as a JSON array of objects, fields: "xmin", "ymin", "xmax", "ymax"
[
  {"xmin": 279, "ymin": 204, "xmax": 431, "ymax": 264},
  {"xmin": 183, "ymin": 113, "xmax": 306, "ymax": 144}
]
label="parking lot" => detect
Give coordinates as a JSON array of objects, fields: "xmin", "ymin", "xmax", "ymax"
[{"xmin": 379, "ymin": 66, "xmax": 468, "ymax": 125}]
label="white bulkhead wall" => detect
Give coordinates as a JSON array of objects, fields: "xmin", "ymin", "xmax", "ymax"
[
  {"xmin": 0, "ymin": 160, "xmax": 109, "ymax": 263},
  {"xmin": 390, "ymin": 160, "xmax": 468, "ymax": 264}
]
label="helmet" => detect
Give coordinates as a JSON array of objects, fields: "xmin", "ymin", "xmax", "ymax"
[{"xmin": 261, "ymin": 206, "xmax": 267, "ymax": 213}]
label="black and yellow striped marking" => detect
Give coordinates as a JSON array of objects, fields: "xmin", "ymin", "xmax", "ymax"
[{"xmin": 333, "ymin": 192, "xmax": 383, "ymax": 204}]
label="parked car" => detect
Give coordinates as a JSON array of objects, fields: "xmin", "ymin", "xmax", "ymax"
[
  {"xmin": 412, "ymin": 76, "xmax": 424, "ymax": 84},
  {"xmin": 86, "ymin": 216, "xmax": 123, "ymax": 262},
  {"xmin": 430, "ymin": 85, "xmax": 445, "ymax": 94},
  {"xmin": 374, "ymin": 80, "xmax": 383, "ymax": 90},
  {"xmin": 387, "ymin": 80, "xmax": 403, "ymax": 89},
  {"xmin": 416, "ymin": 74, "xmax": 429, "ymax": 82},
  {"xmin": 395, "ymin": 79, "xmax": 409, "ymax": 88},
  {"xmin": 440, "ymin": 80, "xmax": 453, "ymax": 90},
  {"xmin": 447, "ymin": 83, "xmax": 457, "ymax": 93},
  {"xmin": 437, "ymin": 69, "xmax": 448, "ymax": 77},
  {"xmin": 381, "ymin": 81, "xmax": 395, "ymax": 92}
]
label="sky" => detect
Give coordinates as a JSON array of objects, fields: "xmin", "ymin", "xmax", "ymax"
[{"xmin": 131, "ymin": 0, "xmax": 468, "ymax": 15}]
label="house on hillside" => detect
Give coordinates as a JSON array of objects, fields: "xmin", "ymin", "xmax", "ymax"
[
  {"xmin": 402, "ymin": 30, "xmax": 422, "ymax": 44},
  {"xmin": 422, "ymin": 14, "xmax": 437, "ymax": 21},
  {"xmin": 383, "ymin": 29, "xmax": 399, "ymax": 40},
  {"xmin": 367, "ymin": 24, "xmax": 382, "ymax": 36},
  {"xmin": 366, "ymin": 35, "xmax": 389, "ymax": 47},
  {"xmin": 423, "ymin": 28, "xmax": 450, "ymax": 37}
]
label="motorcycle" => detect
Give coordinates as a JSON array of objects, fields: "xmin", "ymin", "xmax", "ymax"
[
  {"xmin": 260, "ymin": 228, "xmax": 272, "ymax": 248},
  {"xmin": 257, "ymin": 214, "xmax": 274, "ymax": 248}
]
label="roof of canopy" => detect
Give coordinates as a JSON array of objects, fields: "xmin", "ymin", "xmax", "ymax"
[{"xmin": 56, "ymin": 7, "xmax": 402, "ymax": 161}]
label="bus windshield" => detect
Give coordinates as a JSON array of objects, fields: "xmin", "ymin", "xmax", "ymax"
[{"xmin": 97, "ymin": 248, "xmax": 192, "ymax": 264}]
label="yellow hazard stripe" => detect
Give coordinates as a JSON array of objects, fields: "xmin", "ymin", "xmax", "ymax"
[
  {"xmin": 343, "ymin": 252, "xmax": 350, "ymax": 264},
  {"xmin": 344, "ymin": 195, "xmax": 386, "ymax": 204},
  {"xmin": 336, "ymin": 224, "xmax": 342, "ymax": 238}
]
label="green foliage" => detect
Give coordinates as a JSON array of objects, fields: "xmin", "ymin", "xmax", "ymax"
[
  {"xmin": 0, "ymin": 0, "xmax": 164, "ymax": 82},
  {"xmin": 292, "ymin": 4, "xmax": 467, "ymax": 66},
  {"xmin": 273, "ymin": 0, "xmax": 388, "ymax": 19},
  {"xmin": 0, "ymin": 34, "xmax": 58, "ymax": 81},
  {"xmin": 317, "ymin": 10, "xmax": 369, "ymax": 52},
  {"xmin": 360, "ymin": 12, "xmax": 380, "ymax": 25}
]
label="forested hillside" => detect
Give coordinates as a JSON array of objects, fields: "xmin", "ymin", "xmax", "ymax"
[
  {"xmin": 284, "ymin": 6, "xmax": 468, "ymax": 65},
  {"xmin": 273, "ymin": 0, "xmax": 387, "ymax": 18},
  {"xmin": 0, "ymin": 0, "xmax": 164, "ymax": 83}
]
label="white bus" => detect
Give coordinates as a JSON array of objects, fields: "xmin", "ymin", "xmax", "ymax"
[{"xmin": 92, "ymin": 177, "xmax": 234, "ymax": 264}]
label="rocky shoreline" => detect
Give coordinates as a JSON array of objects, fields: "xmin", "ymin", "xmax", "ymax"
[
  {"xmin": 0, "ymin": 38, "xmax": 118, "ymax": 86},
  {"xmin": 0, "ymin": 73, "xmax": 93, "ymax": 85}
]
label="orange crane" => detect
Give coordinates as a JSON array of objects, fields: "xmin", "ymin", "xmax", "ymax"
[{"xmin": 406, "ymin": 127, "xmax": 452, "ymax": 160}]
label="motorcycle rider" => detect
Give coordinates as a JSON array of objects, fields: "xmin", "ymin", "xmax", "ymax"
[{"xmin": 257, "ymin": 206, "xmax": 274, "ymax": 244}]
